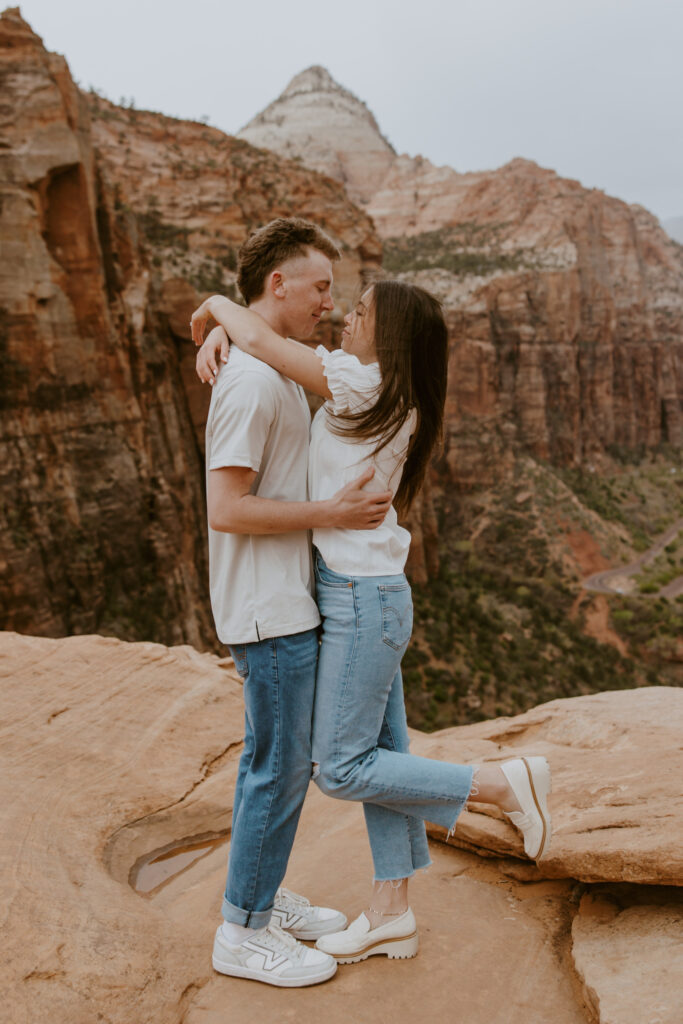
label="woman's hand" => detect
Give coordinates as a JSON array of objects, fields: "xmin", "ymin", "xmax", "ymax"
[
  {"xmin": 196, "ymin": 325, "xmax": 230, "ymax": 384},
  {"xmin": 190, "ymin": 295, "xmax": 220, "ymax": 348}
]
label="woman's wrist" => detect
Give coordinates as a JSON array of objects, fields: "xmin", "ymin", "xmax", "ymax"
[
  {"xmin": 208, "ymin": 294, "xmax": 230, "ymax": 319},
  {"xmin": 210, "ymin": 296, "xmax": 258, "ymax": 353},
  {"xmin": 309, "ymin": 499, "xmax": 333, "ymax": 529}
]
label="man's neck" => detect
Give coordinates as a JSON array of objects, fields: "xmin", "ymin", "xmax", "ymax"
[{"xmin": 248, "ymin": 297, "xmax": 288, "ymax": 338}]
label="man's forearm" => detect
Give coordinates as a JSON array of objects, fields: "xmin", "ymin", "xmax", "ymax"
[{"xmin": 209, "ymin": 494, "xmax": 336, "ymax": 535}]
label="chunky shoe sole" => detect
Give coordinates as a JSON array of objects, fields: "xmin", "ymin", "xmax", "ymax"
[
  {"xmin": 212, "ymin": 953, "xmax": 337, "ymax": 987},
  {"xmin": 503, "ymin": 755, "xmax": 552, "ymax": 860},
  {"xmin": 334, "ymin": 931, "xmax": 419, "ymax": 965},
  {"xmin": 523, "ymin": 755, "xmax": 552, "ymax": 859}
]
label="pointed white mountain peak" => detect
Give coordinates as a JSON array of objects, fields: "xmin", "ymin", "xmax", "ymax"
[
  {"xmin": 239, "ymin": 66, "xmax": 396, "ymax": 203},
  {"xmin": 281, "ymin": 65, "xmax": 343, "ymax": 97}
]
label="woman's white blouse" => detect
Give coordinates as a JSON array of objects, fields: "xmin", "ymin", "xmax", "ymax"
[{"xmin": 309, "ymin": 345, "xmax": 416, "ymax": 577}]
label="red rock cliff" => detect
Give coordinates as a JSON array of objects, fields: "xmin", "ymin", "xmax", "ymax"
[
  {"xmin": 380, "ymin": 160, "xmax": 683, "ymax": 488},
  {"xmin": 0, "ymin": 10, "xmax": 381, "ymax": 643},
  {"xmin": 241, "ymin": 70, "xmax": 683, "ymax": 490}
]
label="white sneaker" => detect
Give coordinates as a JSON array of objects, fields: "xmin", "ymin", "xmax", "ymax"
[
  {"xmin": 501, "ymin": 756, "xmax": 552, "ymax": 860},
  {"xmin": 212, "ymin": 921, "xmax": 337, "ymax": 988},
  {"xmin": 316, "ymin": 909, "xmax": 419, "ymax": 964},
  {"xmin": 271, "ymin": 886, "xmax": 347, "ymax": 940}
]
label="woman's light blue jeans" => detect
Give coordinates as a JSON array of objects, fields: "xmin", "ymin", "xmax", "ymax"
[{"xmin": 312, "ymin": 551, "xmax": 475, "ymax": 881}]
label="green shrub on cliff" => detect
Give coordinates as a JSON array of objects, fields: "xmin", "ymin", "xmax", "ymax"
[{"xmin": 382, "ymin": 224, "xmax": 528, "ymax": 278}]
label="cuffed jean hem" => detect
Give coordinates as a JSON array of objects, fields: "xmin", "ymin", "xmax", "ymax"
[{"xmin": 222, "ymin": 895, "xmax": 272, "ymax": 930}]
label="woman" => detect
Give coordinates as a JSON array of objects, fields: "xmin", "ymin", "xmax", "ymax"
[{"xmin": 192, "ymin": 280, "xmax": 551, "ymax": 964}]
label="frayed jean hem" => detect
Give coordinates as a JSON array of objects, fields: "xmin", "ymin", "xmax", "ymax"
[
  {"xmin": 446, "ymin": 764, "xmax": 479, "ymax": 840},
  {"xmin": 373, "ymin": 857, "xmax": 433, "ymax": 883}
]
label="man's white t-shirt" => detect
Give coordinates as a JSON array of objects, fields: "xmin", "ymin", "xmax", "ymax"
[
  {"xmin": 309, "ymin": 346, "xmax": 416, "ymax": 577},
  {"xmin": 206, "ymin": 346, "xmax": 320, "ymax": 645}
]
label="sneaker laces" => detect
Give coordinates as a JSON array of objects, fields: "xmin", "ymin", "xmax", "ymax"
[
  {"xmin": 261, "ymin": 922, "xmax": 305, "ymax": 963},
  {"xmin": 276, "ymin": 887, "xmax": 313, "ymax": 915}
]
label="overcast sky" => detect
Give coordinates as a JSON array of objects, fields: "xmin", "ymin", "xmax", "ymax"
[{"xmin": 17, "ymin": 0, "xmax": 683, "ymax": 221}]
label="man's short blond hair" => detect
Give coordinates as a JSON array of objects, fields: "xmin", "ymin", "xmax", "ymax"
[{"xmin": 237, "ymin": 218, "xmax": 341, "ymax": 304}]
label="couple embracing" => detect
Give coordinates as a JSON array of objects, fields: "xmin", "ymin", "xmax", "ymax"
[{"xmin": 190, "ymin": 217, "xmax": 552, "ymax": 988}]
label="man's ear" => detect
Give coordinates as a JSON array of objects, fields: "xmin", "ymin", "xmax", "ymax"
[{"xmin": 269, "ymin": 270, "xmax": 286, "ymax": 298}]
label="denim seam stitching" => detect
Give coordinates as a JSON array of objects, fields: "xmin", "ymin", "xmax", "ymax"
[
  {"xmin": 243, "ymin": 637, "xmax": 280, "ymax": 924},
  {"xmin": 379, "ymin": 589, "xmax": 412, "ymax": 650},
  {"xmin": 378, "ymin": 710, "xmax": 421, "ymax": 872},
  {"xmin": 315, "ymin": 556, "xmax": 352, "ymax": 588},
  {"xmin": 317, "ymin": 577, "xmax": 350, "ymax": 589},
  {"xmin": 382, "ymin": 709, "xmax": 399, "ymax": 753},
  {"xmin": 333, "ymin": 579, "xmax": 360, "ymax": 766},
  {"xmin": 376, "ymin": 585, "xmax": 413, "ymax": 647}
]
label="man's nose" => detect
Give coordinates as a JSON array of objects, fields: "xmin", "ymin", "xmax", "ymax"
[{"xmin": 322, "ymin": 292, "xmax": 334, "ymax": 312}]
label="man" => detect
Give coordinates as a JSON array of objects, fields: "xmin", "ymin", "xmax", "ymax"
[{"xmin": 193, "ymin": 218, "xmax": 391, "ymax": 987}]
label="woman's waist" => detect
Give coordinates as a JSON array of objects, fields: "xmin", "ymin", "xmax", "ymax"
[
  {"xmin": 314, "ymin": 547, "xmax": 409, "ymax": 582},
  {"xmin": 308, "ymin": 440, "xmax": 406, "ymax": 500},
  {"xmin": 309, "ymin": 472, "xmax": 399, "ymax": 504},
  {"xmin": 312, "ymin": 525, "xmax": 411, "ymax": 577}
]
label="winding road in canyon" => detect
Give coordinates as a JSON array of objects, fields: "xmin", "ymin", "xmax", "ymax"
[{"xmin": 582, "ymin": 517, "xmax": 683, "ymax": 599}]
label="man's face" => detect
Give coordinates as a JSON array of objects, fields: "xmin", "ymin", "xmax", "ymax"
[{"xmin": 275, "ymin": 248, "xmax": 334, "ymax": 338}]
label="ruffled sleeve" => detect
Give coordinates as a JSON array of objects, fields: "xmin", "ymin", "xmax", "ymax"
[{"xmin": 315, "ymin": 345, "xmax": 381, "ymax": 415}]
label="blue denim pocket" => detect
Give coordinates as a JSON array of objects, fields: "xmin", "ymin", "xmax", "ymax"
[
  {"xmin": 378, "ymin": 583, "xmax": 413, "ymax": 650},
  {"xmin": 229, "ymin": 644, "xmax": 249, "ymax": 679},
  {"xmin": 315, "ymin": 557, "xmax": 354, "ymax": 589}
]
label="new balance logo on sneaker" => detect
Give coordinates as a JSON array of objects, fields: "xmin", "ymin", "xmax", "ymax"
[
  {"xmin": 272, "ymin": 887, "xmax": 347, "ymax": 940},
  {"xmin": 271, "ymin": 909, "xmax": 306, "ymax": 931},
  {"xmin": 240, "ymin": 939, "xmax": 289, "ymax": 972},
  {"xmin": 211, "ymin": 888, "xmax": 347, "ymax": 987},
  {"xmin": 212, "ymin": 922, "xmax": 337, "ymax": 988}
]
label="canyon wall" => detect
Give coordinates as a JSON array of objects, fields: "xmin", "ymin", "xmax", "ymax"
[
  {"xmin": 0, "ymin": 10, "xmax": 381, "ymax": 643},
  {"xmin": 241, "ymin": 69, "xmax": 683, "ymax": 490},
  {"xmin": 2, "ymin": 14, "xmax": 681, "ymax": 645}
]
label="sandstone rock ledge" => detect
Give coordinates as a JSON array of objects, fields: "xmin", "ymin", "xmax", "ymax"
[
  {"xmin": 1, "ymin": 632, "xmax": 681, "ymax": 1024},
  {"xmin": 419, "ymin": 687, "xmax": 683, "ymax": 886}
]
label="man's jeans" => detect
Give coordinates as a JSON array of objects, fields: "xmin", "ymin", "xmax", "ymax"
[
  {"xmin": 312, "ymin": 552, "xmax": 474, "ymax": 881},
  {"xmin": 224, "ymin": 628, "xmax": 318, "ymax": 928}
]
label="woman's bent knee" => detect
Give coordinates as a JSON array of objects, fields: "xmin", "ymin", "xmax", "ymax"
[{"xmin": 313, "ymin": 760, "xmax": 345, "ymax": 799}]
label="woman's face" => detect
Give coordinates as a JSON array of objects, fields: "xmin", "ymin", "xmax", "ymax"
[{"xmin": 340, "ymin": 288, "xmax": 377, "ymax": 364}]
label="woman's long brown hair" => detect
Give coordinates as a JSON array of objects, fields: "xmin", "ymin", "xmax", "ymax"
[{"xmin": 329, "ymin": 279, "xmax": 449, "ymax": 516}]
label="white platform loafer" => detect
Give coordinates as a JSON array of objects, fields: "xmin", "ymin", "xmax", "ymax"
[
  {"xmin": 315, "ymin": 908, "xmax": 418, "ymax": 964},
  {"xmin": 500, "ymin": 756, "xmax": 552, "ymax": 860}
]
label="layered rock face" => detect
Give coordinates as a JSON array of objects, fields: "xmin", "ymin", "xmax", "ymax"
[
  {"xmin": 2, "ymin": 13, "xmax": 681, "ymax": 652},
  {"xmin": 239, "ymin": 68, "xmax": 683, "ymax": 488},
  {"xmin": 0, "ymin": 11, "xmax": 380, "ymax": 643},
  {"xmin": 0, "ymin": 11, "xmax": 212, "ymax": 645},
  {"xmin": 381, "ymin": 159, "xmax": 683, "ymax": 485},
  {"xmin": 239, "ymin": 66, "xmax": 396, "ymax": 205},
  {"xmin": 2, "ymin": 631, "xmax": 681, "ymax": 1023}
]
